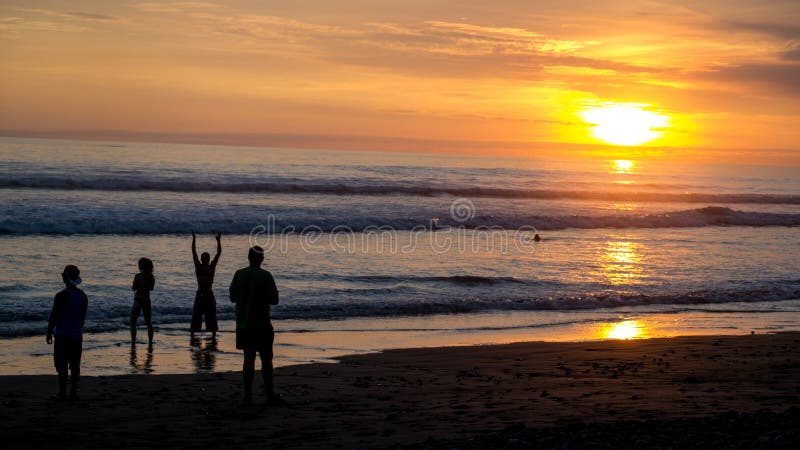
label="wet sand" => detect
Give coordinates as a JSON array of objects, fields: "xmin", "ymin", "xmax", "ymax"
[{"xmin": 1, "ymin": 332, "xmax": 799, "ymax": 448}]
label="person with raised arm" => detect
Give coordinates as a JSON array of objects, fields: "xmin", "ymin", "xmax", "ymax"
[{"xmin": 191, "ymin": 231, "xmax": 221, "ymax": 338}]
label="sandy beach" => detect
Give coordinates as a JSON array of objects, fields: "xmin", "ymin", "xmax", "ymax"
[{"xmin": 1, "ymin": 332, "xmax": 798, "ymax": 448}]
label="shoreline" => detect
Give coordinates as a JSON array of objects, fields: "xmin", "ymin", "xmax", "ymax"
[
  {"xmin": 1, "ymin": 332, "xmax": 799, "ymax": 448},
  {"xmin": 3, "ymin": 302, "xmax": 800, "ymax": 376}
]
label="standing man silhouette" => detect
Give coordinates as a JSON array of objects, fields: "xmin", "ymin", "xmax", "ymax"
[
  {"xmin": 47, "ymin": 265, "xmax": 88, "ymax": 400},
  {"xmin": 191, "ymin": 231, "xmax": 221, "ymax": 337},
  {"xmin": 229, "ymin": 246, "xmax": 280, "ymax": 405}
]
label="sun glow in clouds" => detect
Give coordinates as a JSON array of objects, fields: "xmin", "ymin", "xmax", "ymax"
[{"xmin": 581, "ymin": 103, "xmax": 668, "ymax": 146}]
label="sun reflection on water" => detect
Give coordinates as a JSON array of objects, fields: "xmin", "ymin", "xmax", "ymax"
[
  {"xmin": 601, "ymin": 320, "xmax": 645, "ymax": 339},
  {"xmin": 613, "ymin": 159, "xmax": 634, "ymax": 173},
  {"xmin": 610, "ymin": 202, "xmax": 637, "ymax": 212},
  {"xmin": 600, "ymin": 240, "xmax": 644, "ymax": 285},
  {"xmin": 610, "ymin": 159, "xmax": 635, "ymax": 185}
]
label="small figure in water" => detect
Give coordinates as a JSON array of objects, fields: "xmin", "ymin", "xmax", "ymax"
[
  {"xmin": 534, "ymin": 234, "xmax": 541, "ymax": 242},
  {"xmin": 191, "ymin": 231, "xmax": 221, "ymax": 338},
  {"xmin": 47, "ymin": 265, "xmax": 88, "ymax": 400},
  {"xmin": 230, "ymin": 246, "xmax": 281, "ymax": 406},
  {"xmin": 131, "ymin": 257, "xmax": 155, "ymax": 344}
]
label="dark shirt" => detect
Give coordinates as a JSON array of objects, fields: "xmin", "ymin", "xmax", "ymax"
[
  {"xmin": 48, "ymin": 287, "xmax": 88, "ymax": 340},
  {"xmin": 229, "ymin": 266, "xmax": 279, "ymax": 330}
]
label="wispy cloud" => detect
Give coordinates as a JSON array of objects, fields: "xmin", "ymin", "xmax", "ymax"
[
  {"xmin": 722, "ymin": 20, "xmax": 800, "ymax": 41},
  {"xmin": 780, "ymin": 45, "xmax": 800, "ymax": 61},
  {"xmin": 127, "ymin": 2, "xmax": 222, "ymax": 13},
  {"xmin": 0, "ymin": 16, "xmax": 90, "ymax": 36},
  {"xmin": 184, "ymin": 13, "xmax": 639, "ymax": 79},
  {"xmin": 17, "ymin": 8, "xmax": 121, "ymax": 22},
  {"xmin": 703, "ymin": 62, "xmax": 800, "ymax": 95},
  {"xmin": 0, "ymin": 7, "xmax": 123, "ymax": 37},
  {"xmin": 66, "ymin": 11, "xmax": 120, "ymax": 22}
]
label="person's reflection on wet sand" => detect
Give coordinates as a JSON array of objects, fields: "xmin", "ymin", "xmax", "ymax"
[
  {"xmin": 190, "ymin": 334, "xmax": 218, "ymax": 373},
  {"xmin": 129, "ymin": 342, "xmax": 154, "ymax": 373}
]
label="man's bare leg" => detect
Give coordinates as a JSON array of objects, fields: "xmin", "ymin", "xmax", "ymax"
[
  {"xmin": 242, "ymin": 349, "xmax": 256, "ymax": 405},
  {"xmin": 69, "ymin": 358, "xmax": 80, "ymax": 400},
  {"xmin": 259, "ymin": 350, "xmax": 274, "ymax": 397},
  {"xmin": 57, "ymin": 367, "xmax": 68, "ymax": 400}
]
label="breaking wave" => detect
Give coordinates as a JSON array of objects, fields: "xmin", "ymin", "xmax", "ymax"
[
  {"xmin": 2, "ymin": 175, "xmax": 799, "ymax": 204},
  {"xmin": 1, "ymin": 206, "xmax": 798, "ymax": 234}
]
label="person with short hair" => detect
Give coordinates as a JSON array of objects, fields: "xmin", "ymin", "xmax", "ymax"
[
  {"xmin": 191, "ymin": 231, "xmax": 221, "ymax": 337},
  {"xmin": 229, "ymin": 246, "xmax": 280, "ymax": 405},
  {"xmin": 131, "ymin": 257, "xmax": 155, "ymax": 344},
  {"xmin": 47, "ymin": 265, "xmax": 88, "ymax": 400}
]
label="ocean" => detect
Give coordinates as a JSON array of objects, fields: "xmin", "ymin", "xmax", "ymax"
[{"xmin": 1, "ymin": 137, "xmax": 799, "ymax": 374}]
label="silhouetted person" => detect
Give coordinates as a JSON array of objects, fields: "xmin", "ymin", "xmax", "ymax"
[
  {"xmin": 191, "ymin": 231, "xmax": 221, "ymax": 337},
  {"xmin": 47, "ymin": 265, "xmax": 88, "ymax": 400},
  {"xmin": 229, "ymin": 246, "xmax": 280, "ymax": 405},
  {"xmin": 131, "ymin": 257, "xmax": 155, "ymax": 344},
  {"xmin": 534, "ymin": 234, "xmax": 541, "ymax": 242}
]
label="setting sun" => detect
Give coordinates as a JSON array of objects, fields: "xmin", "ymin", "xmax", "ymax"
[{"xmin": 581, "ymin": 103, "xmax": 669, "ymax": 146}]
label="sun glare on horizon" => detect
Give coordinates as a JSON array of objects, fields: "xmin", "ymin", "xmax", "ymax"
[{"xmin": 581, "ymin": 103, "xmax": 669, "ymax": 146}]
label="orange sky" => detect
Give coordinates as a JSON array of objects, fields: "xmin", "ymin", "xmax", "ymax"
[{"xmin": 1, "ymin": 1, "xmax": 799, "ymax": 164}]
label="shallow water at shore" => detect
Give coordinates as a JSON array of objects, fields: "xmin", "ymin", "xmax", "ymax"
[{"xmin": 2, "ymin": 301, "xmax": 798, "ymax": 375}]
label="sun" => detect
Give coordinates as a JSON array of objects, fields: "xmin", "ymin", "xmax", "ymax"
[{"xmin": 581, "ymin": 103, "xmax": 668, "ymax": 146}]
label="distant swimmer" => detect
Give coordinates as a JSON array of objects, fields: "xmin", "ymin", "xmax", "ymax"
[
  {"xmin": 534, "ymin": 234, "xmax": 541, "ymax": 242},
  {"xmin": 191, "ymin": 231, "xmax": 221, "ymax": 338},
  {"xmin": 430, "ymin": 217, "xmax": 451, "ymax": 231}
]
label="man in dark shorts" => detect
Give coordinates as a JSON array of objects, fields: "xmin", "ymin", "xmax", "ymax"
[
  {"xmin": 191, "ymin": 231, "xmax": 221, "ymax": 337},
  {"xmin": 229, "ymin": 246, "xmax": 280, "ymax": 405},
  {"xmin": 46, "ymin": 265, "xmax": 88, "ymax": 400}
]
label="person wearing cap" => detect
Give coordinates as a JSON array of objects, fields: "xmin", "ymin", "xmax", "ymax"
[{"xmin": 47, "ymin": 265, "xmax": 89, "ymax": 400}]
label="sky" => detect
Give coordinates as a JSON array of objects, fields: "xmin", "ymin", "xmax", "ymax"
[{"xmin": 1, "ymin": 0, "xmax": 799, "ymax": 164}]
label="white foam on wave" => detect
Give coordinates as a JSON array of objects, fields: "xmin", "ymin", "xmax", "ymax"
[
  {"xmin": 2, "ymin": 174, "xmax": 799, "ymax": 204},
  {"xmin": 1, "ymin": 206, "xmax": 798, "ymax": 234}
]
